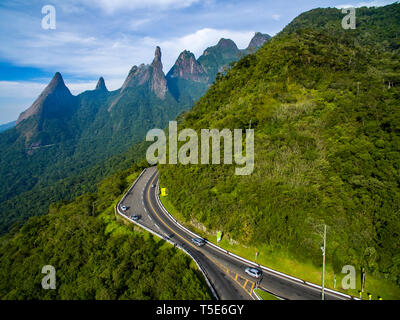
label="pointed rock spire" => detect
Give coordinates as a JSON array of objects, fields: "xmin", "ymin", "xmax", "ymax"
[
  {"xmin": 95, "ymin": 77, "xmax": 108, "ymax": 92},
  {"xmin": 150, "ymin": 46, "xmax": 167, "ymax": 99},
  {"xmin": 151, "ymin": 46, "xmax": 163, "ymax": 71},
  {"xmin": 47, "ymin": 72, "xmax": 67, "ymax": 92},
  {"xmin": 16, "ymin": 72, "xmax": 74, "ymax": 125},
  {"xmin": 153, "ymin": 46, "xmax": 162, "ymax": 63}
]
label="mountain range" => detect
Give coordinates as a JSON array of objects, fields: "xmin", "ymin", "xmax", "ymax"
[{"xmin": 0, "ymin": 32, "xmax": 270, "ymax": 234}]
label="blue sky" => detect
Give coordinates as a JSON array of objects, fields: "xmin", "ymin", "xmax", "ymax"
[{"xmin": 0, "ymin": 0, "xmax": 396, "ymax": 124}]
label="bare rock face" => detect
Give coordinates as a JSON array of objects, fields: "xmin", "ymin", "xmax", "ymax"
[
  {"xmin": 108, "ymin": 47, "xmax": 168, "ymax": 111},
  {"xmin": 120, "ymin": 64, "xmax": 151, "ymax": 93},
  {"xmin": 150, "ymin": 46, "xmax": 167, "ymax": 99},
  {"xmin": 95, "ymin": 77, "xmax": 108, "ymax": 92},
  {"xmin": 119, "ymin": 47, "xmax": 166, "ymax": 98},
  {"xmin": 167, "ymin": 50, "xmax": 208, "ymax": 83}
]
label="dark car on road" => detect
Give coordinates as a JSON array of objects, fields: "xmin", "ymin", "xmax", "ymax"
[
  {"xmin": 130, "ymin": 215, "xmax": 140, "ymax": 221},
  {"xmin": 191, "ymin": 238, "xmax": 206, "ymax": 247}
]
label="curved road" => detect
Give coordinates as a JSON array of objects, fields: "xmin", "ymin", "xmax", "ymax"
[{"xmin": 118, "ymin": 166, "xmax": 347, "ymax": 300}]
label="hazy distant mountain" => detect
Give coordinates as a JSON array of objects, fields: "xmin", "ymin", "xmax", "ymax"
[{"xmin": 0, "ymin": 121, "xmax": 16, "ymax": 133}]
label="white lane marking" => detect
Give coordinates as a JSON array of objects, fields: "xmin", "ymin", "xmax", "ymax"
[{"xmin": 155, "ymin": 224, "xmax": 161, "ymax": 230}]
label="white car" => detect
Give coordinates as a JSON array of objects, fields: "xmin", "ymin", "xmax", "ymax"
[
  {"xmin": 121, "ymin": 205, "xmax": 127, "ymax": 211},
  {"xmin": 245, "ymin": 267, "xmax": 262, "ymax": 279}
]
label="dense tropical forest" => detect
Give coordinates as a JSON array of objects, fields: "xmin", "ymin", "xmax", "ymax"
[
  {"xmin": 158, "ymin": 3, "xmax": 400, "ymax": 289},
  {"xmin": 0, "ymin": 163, "xmax": 212, "ymax": 299}
]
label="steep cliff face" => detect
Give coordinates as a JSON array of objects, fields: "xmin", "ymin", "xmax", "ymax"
[
  {"xmin": 109, "ymin": 47, "xmax": 168, "ymax": 111},
  {"xmin": 167, "ymin": 50, "xmax": 208, "ymax": 83},
  {"xmin": 151, "ymin": 46, "xmax": 168, "ymax": 99},
  {"xmin": 166, "ymin": 34, "xmax": 271, "ymax": 105}
]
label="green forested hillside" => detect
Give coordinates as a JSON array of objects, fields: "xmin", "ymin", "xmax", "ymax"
[
  {"xmin": 158, "ymin": 4, "xmax": 400, "ymax": 289},
  {"xmin": 281, "ymin": 4, "xmax": 400, "ymax": 52},
  {"xmin": 0, "ymin": 140, "xmax": 149, "ymax": 235},
  {"xmin": 0, "ymin": 165, "xmax": 211, "ymax": 300}
]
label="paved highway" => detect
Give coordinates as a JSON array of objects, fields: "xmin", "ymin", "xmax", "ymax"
[{"xmin": 118, "ymin": 166, "xmax": 347, "ymax": 300}]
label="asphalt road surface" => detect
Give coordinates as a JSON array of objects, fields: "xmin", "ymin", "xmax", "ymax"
[{"xmin": 119, "ymin": 166, "xmax": 346, "ymax": 301}]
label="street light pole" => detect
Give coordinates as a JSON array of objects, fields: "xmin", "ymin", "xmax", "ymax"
[{"xmin": 321, "ymin": 224, "xmax": 326, "ymax": 300}]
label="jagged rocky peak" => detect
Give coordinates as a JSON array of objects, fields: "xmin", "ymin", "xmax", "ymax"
[
  {"xmin": 167, "ymin": 50, "xmax": 208, "ymax": 82},
  {"xmin": 95, "ymin": 77, "xmax": 108, "ymax": 92},
  {"xmin": 150, "ymin": 46, "xmax": 167, "ymax": 99},
  {"xmin": 247, "ymin": 32, "xmax": 271, "ymax": 51},
  {"xmin": 16, "ymin": 72, "xmax": 73, "ymax": 125},
  {"xmin": 120, "ymin": 64, "xmax": 151, "ymax": 93},
  {"xmin": 110, "ymin": 47, "xmax": 167, "ymax": 112}
]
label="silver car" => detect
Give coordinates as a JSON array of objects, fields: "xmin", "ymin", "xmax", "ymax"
[
  {"xmin": 191, "ymin": 238, "xmax": 206, "ymax": 247},
  {"xmin": 245, "ymin": 267, "xmax": 262, "ymax": 279}
]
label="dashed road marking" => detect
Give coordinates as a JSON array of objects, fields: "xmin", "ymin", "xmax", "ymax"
[{"xmin": 145, "ymin": 172, "xmax": 255, "ymax": 299}]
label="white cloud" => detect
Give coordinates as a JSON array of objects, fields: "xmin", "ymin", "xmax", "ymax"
[
  {"xmin": 129, "ymin": 18, "xmax": 152, "ymax": 31},
  {"xmin": 79, "ymin": 0, "xmax": 200, "ymax": 14},
  {"xmin": 0, "ymin": 81, "xmax": 46, "ymax": 99},
  {"xmin": 0, "ymin": 24, "xmax": 255, "ymax": 80},
  {"xmin": 272, "ymin": 14, "xmax": 281, "ymax": 21}
]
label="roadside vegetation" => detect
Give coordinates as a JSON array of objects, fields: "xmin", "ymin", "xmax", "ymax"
[
  {"xmin": 0, "ymin": 165, "xmax": 212, "ymax": 300},
  {"xmin": 254, "ymin": 288, "xmax": 281, "ymax": 300},
  {"xmin": 158, "ymin": 4, "xmax": 400, "ymax": 300}
]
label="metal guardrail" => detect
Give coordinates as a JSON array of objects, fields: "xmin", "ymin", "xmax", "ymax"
[
  {"xmin": 116, "ymin": 168, "xmax": 219, "ymax": 300},
  {"xmin": 253, "ymin": 289, "xmax": 262, "ymax": 300}
]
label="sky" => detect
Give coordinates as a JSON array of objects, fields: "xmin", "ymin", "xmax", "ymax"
[{"xmin": 0, "ymin": 0, "xmax": 396, "ymax": 124}]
